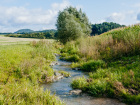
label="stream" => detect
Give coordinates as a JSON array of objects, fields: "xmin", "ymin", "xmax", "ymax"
[{"xmin": 42, "ymin": 56, "xmax": 126, "ymax": 105}]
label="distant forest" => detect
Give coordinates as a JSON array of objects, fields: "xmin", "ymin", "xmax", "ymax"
[
  {"xmin": 91, "ymin": 22, "xmax": 125, "ymax": 36},
  {"xmin": 6, "ymin": 31, "xmax": 57, "ymax": 39},
  {"xmin": 5, "ymin": 22, "xmax": 125, "ymax": 39}
]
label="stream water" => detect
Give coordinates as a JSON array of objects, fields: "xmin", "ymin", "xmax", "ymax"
[{"xmin": 42, "ymin": 56, "xmax": 126, "ymax": 105}]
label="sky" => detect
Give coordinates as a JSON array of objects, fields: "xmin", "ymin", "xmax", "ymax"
[{"xmin": 0, "ymin": 0, "xmax": 140, "ymax": 32}]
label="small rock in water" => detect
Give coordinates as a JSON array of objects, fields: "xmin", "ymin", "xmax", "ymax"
[
  {"xmin": 45, "ymin": 76, "xmax": 54, "ymax": 83},
  {"xmin": 53, "ymin": 75, "xmax": 64, "ymax": 82},
  {"xmin": 55, "ymin": 62, "xmax": 59, "ymax": 65},
  {"xmin": 50, "ymin": 62, "xmax": 55, "ymax": 66},
  {"xmin": 54, "ymin": 53, "xmax": 60, "ymax": 56},
  {"xmin": 50, "ymin": 62, "xmax": 59, "ymax": 66},
  {"xmin": 54, "ymin": 72, "xmax": 61, "ymax": 76},
  {"xmin": 69, "ymin": 89, "xmax": 82, "ymax": 95},
  {"xmin": 72, "ymin": 68, "xmax": 80, "ymax": 70}
]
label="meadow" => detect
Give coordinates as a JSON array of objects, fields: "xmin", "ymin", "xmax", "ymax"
[
  {"xmin": 0, "ymin": 36, "xmax": 64, "ymax": 105},
  {"xmin": 60, "ymin": 25, "xmax": 140, "ymax": 104}
]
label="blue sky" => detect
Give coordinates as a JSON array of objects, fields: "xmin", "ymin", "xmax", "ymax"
[{"xmin": 0, "ymin": 0, "xmax": 140, "ymax": 32}]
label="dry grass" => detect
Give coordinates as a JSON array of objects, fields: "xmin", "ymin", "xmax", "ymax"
[{"xmin": 67, "ymin": 25, "xmax": 140, "ymax": 60}]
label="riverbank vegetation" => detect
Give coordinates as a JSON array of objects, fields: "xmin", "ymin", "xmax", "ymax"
[
  {"xmin": 0, "ymin": 40, "xmax": 64, "ymax": 105},
  {"xmin": 60, "ymin": 25, "xmax": 140, "ymax": 104}
]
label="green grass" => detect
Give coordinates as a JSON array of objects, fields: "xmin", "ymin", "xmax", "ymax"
[
  {"xmin": 66, "ymin": 25, "xmax": 140, "ymax": 104},
  {"xmin": 0, "ymin": 81, "xmax": 63, "ymax": 105},
  {"xmin": 0, "ymin": 41, "xmax": 30, "ymax": 45},
  {"xmin": 0, "ymin": 41, "xmax": 64, "ymax": 105},
  {"xmin": 72, "ymin": 55, "xmax": 140, "ymax": 104},
  {"xmin": 0, "ymin": 39, "xmax": 7, "ymax": 41}
]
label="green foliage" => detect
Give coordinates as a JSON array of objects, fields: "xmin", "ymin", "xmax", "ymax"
[
  {"xmin": 91, "ymin": 22, "xmax": 125, "ymax": 36},
  {"xmin": 56, "ymin": 6, "xmax": 91, "ymax": 44},
  {"xmin": 87, "ymin": 79, "xmax": 108, "ymax": 96},
  {"xmin": 71, "ymin": 77, "xmax": 88, "ymax": 90},
  {"xmin": 65, "ymin": 54, "xmax": 80, "ymax": 62},
  {"xmin": 80, "ymin": 60, "xmax": 106, "ymax": 72}
]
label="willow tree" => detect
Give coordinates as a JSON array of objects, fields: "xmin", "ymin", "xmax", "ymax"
[{"xmin": 56, "ymin": 6, "xmax": 91, "ymax": 44}]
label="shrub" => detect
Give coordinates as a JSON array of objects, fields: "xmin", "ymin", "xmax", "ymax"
[
  {"xmin": 71, "ymin": 77, "xmax": 88, "ymax": 91},
  {"xmin": 87, "ymin": 79, "xmax": 108, "ymax": 96},
  {"xmin": 65, "ymin": 54, "xmax": 80, "ymax": 62},
  {"xmin": 80, "ymin": 60, "xmax": 106, "ymax": 71}
]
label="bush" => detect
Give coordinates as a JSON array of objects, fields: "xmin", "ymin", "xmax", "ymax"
[
  {"xmin": 71, "ymin": 77, "xmax": 88, "ymax": 91},
  {"xmin": 80, "ymin": 60, "xmax": 106, "ymax": 71},
  {"xmin": 87, "ymin": 80, "xmax": 108, "ymax": 96},
  {"xmin": 65, "ymin": 54, "xmax": 80, "ymax": 62}
]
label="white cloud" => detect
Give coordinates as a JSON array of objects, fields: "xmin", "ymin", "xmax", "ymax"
[
  {"xmin": 106, "ymin": 12, "xmax": 125, "ymax": 23},
  {"xmin": 0, "ymin": 0, "xmax": 70, "ymax": 32},
  {"xmin": 103, "ymin": 11, "xmax": 136, "ymax": 25},
  {"xmin": 133, "ymin": 3, "xmax": 140, "ymax": 8},
  {"xmin": 51, "ymin": 0, "xmax": 70, "ymax": 11}
]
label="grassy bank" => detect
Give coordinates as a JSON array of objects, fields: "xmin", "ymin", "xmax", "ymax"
[
  {"xmin": 61, "ymin": 25, "xmax": 140, "ymax": 104},
  {"xmin": 0, "ymin": 41, "xmax": 63, "ymax": 105}
]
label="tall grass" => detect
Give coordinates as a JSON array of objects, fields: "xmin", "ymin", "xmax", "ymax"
[
  {"xmin": 62, "ymin": 25, "xmax": 140, "ymax": 60},
  {"xmin": 0, "ymin": 81, "xmax": 63, "ymax": 105},
  {"xmin": 69, "ymin": 25, "xmax": 140, "ymax": 104},
  {"xmin": 0, "ymin": 40, "xmax": 64, "ymax": 105}
]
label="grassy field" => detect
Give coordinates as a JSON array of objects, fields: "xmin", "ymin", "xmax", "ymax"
[
  {"xmin": 60, "ymin": 25, "xmax": 140, "ymax": 104},
  {"xmin": 0, "ymin": 35, "xmax": 54, "ymax": 45},
  {"xmin": 0, "ymin": 36, "xmax": 63, "ymax": 105}
]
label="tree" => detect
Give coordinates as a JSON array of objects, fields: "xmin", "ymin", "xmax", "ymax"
[
  {"xmin": 91, "ymin": 22, "xmax": 125, "ymax": 36},
  {"xmin": 56, "ymin": 6, "xmax": 91, "ymax": 44}
]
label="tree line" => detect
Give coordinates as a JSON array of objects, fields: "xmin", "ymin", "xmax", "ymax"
[
  {"xmin": 91, "ymin": 22, "xmax": 125, "ymax": 36},
  {"xmin": 6, "ymin": 31, "xmax": 58, "ymax": 39}
]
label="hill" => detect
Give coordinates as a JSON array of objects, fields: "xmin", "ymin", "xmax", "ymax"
[
  {"xmin": 14, "ymin": 29, "xmax": 57, "ymax": 34},
  {"xmin": 15, "ymin": 29, "xmax": 34, "ymax": 33}
]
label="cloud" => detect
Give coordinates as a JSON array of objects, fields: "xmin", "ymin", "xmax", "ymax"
[
  {"xmin": 103, "ymin": 11, "xmax": 136, "ymax": 25},
  {"xmin": 133, "ymin": 3, "xmax": 140, "ymax": 8},
  {"xmin": 0, "ymin": 0, "xmax": 70, "ymax": 32},
  {"xmin": 51, "ymin": 0, "xmax": 70, "ymax": 11},
  {"xmin": 105, "ymin": 12, "xmax": 125, "ymax": 23}
]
